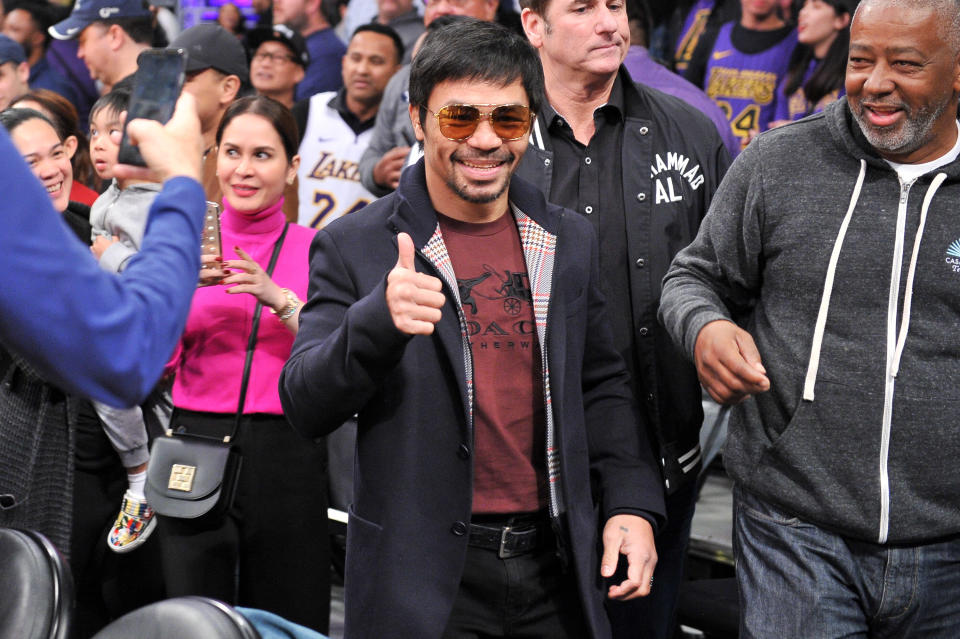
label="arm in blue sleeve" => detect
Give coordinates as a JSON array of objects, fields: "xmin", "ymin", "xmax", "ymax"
[{"xmin": 0, "ymin": 127, "xmax": 205, "ymax": 407}]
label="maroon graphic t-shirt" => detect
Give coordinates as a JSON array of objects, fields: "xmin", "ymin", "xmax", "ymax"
[{"xmin": 438, "ymin": 211, "xmax": 547, "ymax": 514}]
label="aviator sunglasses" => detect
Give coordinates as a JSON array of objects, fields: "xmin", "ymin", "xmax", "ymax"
[{"xmin": 425, "ymin": 103, "xmax": 534, "ymax": 141}]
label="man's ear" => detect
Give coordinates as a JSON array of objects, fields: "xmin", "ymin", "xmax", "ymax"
[
  {"xmin": 408, "ymin": 103, "xmax": 424, "ymax": 142},
  {"xmin": 222, "ymin": 74, "xmax": 242, "ymax": 105},
  {"xmin": 293, "ymin": 65, "xmax": 305, "ymax": 85},
  {"xmin": 16, "ymin": 61, "xmax": 29, "ymax": 85},
  {"xmin": 521, "ymin": 8, "xmax": 545, "ymax": 49},
  {"xmin": 107, "ymin": 24, "xmax": 126, "ymax": 51}
]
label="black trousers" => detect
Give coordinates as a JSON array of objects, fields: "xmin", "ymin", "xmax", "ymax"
[
  {"xmin": 157, "ymin": 413, "xmax": 330, "ymax": 633},
  {"xmin": 441, "ymin": 532, "xmax": 589, "ymax": 638}
]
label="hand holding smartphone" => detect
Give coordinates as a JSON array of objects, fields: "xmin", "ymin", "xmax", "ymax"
[
  {"xmin": 198, "ymin": 201, "xmax": 224, "ymax": 287},
  {"xmin": 117, "ymin": 48, "xmax": 187, "ymax": 167}
]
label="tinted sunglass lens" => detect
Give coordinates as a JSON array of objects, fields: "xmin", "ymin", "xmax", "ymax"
[
  {"xmin": 491, "ymin": 106, "xmax": 530, "ymax": 139},
  {"xmin": 438, "ymin": 105, "xmax": 481, "ymax": 140}
]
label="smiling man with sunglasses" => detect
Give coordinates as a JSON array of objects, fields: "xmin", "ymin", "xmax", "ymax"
[{"xmin": 281, "ymin": 17, "xmax": 665, "ymax": 639}]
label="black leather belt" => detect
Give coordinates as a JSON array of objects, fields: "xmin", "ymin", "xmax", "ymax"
[{"xmin": 468, "ymin": 519, "xmax": 551, "ymax": 559}]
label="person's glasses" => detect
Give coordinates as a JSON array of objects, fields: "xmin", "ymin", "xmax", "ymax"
[
  {"xmin": 425, "ymin": 103, "xmax": 533, "ymax": 141},
  {"xmin": 253, "ymin": 51, "xmax": 296, "ymax": 64}
]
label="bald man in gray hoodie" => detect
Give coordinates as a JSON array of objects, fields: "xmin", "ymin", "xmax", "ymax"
[{"xmin": 660, "ymin": 0, "xmax": 960, "ymax": 636}]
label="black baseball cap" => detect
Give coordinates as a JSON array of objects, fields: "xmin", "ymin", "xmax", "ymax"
[
  {"xmin": 49, "ymin": 0, "xmax": 151, "ymax": 40},
  {"xmin": 168, "ymin": 23, "xmax": 249, "ymax": 84},
  {"xmin": 246, "ymin": 24, "xmax": 310, "ymax": 68}
]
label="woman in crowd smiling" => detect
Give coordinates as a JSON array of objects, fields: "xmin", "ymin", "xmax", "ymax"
[{"xmin": 158, "ymin": 96, "xmax": 329, "ymax": 634}]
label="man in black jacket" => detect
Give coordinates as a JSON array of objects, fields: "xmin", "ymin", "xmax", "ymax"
[
  {"xmin": 516, "ymin": 1, "xmax": 730, "ymax": 637},
  {"xmin": 281, "ymin": 19, "xmax": 665, "ymax": 639}
]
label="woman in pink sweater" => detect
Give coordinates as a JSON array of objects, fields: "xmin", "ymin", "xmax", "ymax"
[{"xmin": 159, "ymin": 96, "xmax": 330, "ymax": 634}]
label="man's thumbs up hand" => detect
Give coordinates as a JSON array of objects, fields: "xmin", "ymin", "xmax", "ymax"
[{"xmin": 386, "ymin": 232, "xmax": 445, "ymax": 335}]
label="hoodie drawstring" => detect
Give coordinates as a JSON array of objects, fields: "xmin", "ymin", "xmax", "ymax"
[
  {"xmin": 803, "ymin": 159, "xmax": 867, "ymax": 401},
  {"xmin": 892, "ymin": 171, "xmax": 948, "ymax": 376}
]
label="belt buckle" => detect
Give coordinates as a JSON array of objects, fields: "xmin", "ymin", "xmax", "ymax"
[{"xmin": 498, "ymin": 525, "xmax": 513, "ymax": 559}]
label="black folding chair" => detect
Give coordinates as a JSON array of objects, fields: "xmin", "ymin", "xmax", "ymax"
[{"xmin": 0, "ymin": 528, "xmax": 74, "ymax": 639}]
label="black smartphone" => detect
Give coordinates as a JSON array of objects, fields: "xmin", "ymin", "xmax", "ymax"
[{"xmin": 116, "ymin": 48, "xmax": 187, "ymax": 167}]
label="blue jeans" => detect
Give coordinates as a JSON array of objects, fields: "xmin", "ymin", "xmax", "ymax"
[{"xmin": 735, "ymin": 485, "xmax": 960, "ymax": 638}]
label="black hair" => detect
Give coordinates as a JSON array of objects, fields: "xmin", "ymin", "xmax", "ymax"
[
  {"xmin": 352, "ymin": 22, "xmax": 405, "ymax": 65},
  {"xmin": 0, "ymin": 107, "xmax": 60, "ymax": 139},
  {"xmin": 426, "ymin": 14, "xmax": 469, "ymax": 32},
  {"xmin": 90, "ymin": 85, "xmax": 131, "ymax": 123},
  {"xmin": 783, "ymin": 0, "xmax": 851, "ymax": 112},
  {"xmin": 97, "ymin": 14, "xmax": 155, "ymax": 45},
  {"xmin": 216, "ymin": 95, "xmax": 299, "ymax": 162},
  {"xmin": 409, "ymin": 18, "xmax": 544, "ymax": 125},
  {"xmin": 321, "ymin": 0, "xmax": 347, "ymax": 28}
]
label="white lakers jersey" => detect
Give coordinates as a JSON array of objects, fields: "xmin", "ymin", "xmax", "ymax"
[{"xmin": 297, "ymin": 91, "xmax": 377, "ymax": 229}]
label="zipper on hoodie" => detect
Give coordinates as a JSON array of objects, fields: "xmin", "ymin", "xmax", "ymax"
[{"xmin": 878, "ymin": 177, "xmax": 915, "ymax": 543}]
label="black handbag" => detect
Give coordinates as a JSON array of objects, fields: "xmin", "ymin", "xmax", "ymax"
[{"xmin": 145, "ymin": 224, "xmax": 289, "ymax": 519}]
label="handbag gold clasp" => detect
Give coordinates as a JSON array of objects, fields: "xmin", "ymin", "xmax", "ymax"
[{"xmin": 169, "ymin": 464, "xmax": 197, "ymax": 492}]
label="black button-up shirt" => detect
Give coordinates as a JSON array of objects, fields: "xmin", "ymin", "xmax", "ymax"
[{"xmin": 540, "ymin": 78, "xmax": 639, "ymax": 392}]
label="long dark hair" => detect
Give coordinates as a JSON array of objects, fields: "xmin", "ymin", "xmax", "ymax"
[
  {"xmin": 783, "ymin": 0, "xmax": 852, "ymax": 112},
  {"xmin": 216, "ymin": 96, "xmax": 299, "ymax": 163}
]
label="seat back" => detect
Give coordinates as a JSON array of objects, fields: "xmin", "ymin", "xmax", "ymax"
[
  {"xmin": 0, "ymin": 528, "xmax": 73, "ymax": 639},
  {"xmin": 92, "ymin": 597, "xmax": 261, "ymax": 639}
]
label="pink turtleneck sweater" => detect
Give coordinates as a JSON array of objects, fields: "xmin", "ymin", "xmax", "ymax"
[{"xmin": 167, "ymin": 197, "xmax": 317, "ymax": 415}]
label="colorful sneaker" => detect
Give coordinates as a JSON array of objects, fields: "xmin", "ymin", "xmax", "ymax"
[{"xmin": 107, "ymin": 491, "xmax": 157, "ymax": 553}]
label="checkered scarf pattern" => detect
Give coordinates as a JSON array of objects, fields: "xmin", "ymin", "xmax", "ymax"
[
  {"xmin": 419, "ymin": 205, "xmax": 563, "ymax": 517},
  {"xmin": 421, "ymin": 229, "xmax": 475, "ymax": 442}
]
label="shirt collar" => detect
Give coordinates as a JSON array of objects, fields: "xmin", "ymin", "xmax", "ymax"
[
  {"xmin": 541, "ymin": 72, "xmax": 625, "ymax": 132},
  {"xmin": 328, "ymin": 88, "xmax": 376, "ymax": 134}
]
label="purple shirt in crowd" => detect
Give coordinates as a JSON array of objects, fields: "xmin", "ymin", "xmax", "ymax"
[
  {"xmin": 295, "ymin": 27, "xmax": 347, "ymax": 101},
  {"xmin": 624, "ymin": 45, "xmax": 740, "ymax": 159}
]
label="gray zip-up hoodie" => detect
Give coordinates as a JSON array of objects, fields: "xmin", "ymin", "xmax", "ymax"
[{"xmin": 660, "ymin": 98, "xmax": 960, "ymax": 544}]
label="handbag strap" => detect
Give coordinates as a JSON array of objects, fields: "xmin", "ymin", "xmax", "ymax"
[{"xmin": 229, "ymin": 222, "xmax": 290, "ymax": 442}]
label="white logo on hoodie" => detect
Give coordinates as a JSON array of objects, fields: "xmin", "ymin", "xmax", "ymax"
[{"xmin": 945, "ymin": 239, "xmax": 960, "ymax": 271}]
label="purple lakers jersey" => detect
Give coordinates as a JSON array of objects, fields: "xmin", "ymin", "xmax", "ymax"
[
  {"xmin": 675, "ymin": 0, "xmax": 716, "ymax": 73},
  {"xmin": 704, "ymin": 22, "xmax": 798, "ymax": 149}
]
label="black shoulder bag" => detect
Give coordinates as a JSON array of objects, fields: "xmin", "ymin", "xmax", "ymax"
[{"xmin": 145, "ymin": 224, "xmax": 290, "ymax": 519}]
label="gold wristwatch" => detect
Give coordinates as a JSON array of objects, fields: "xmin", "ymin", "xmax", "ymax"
[{"xmin": 270, "ymin": 288, "xmax": 301, "ymax": 321}]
